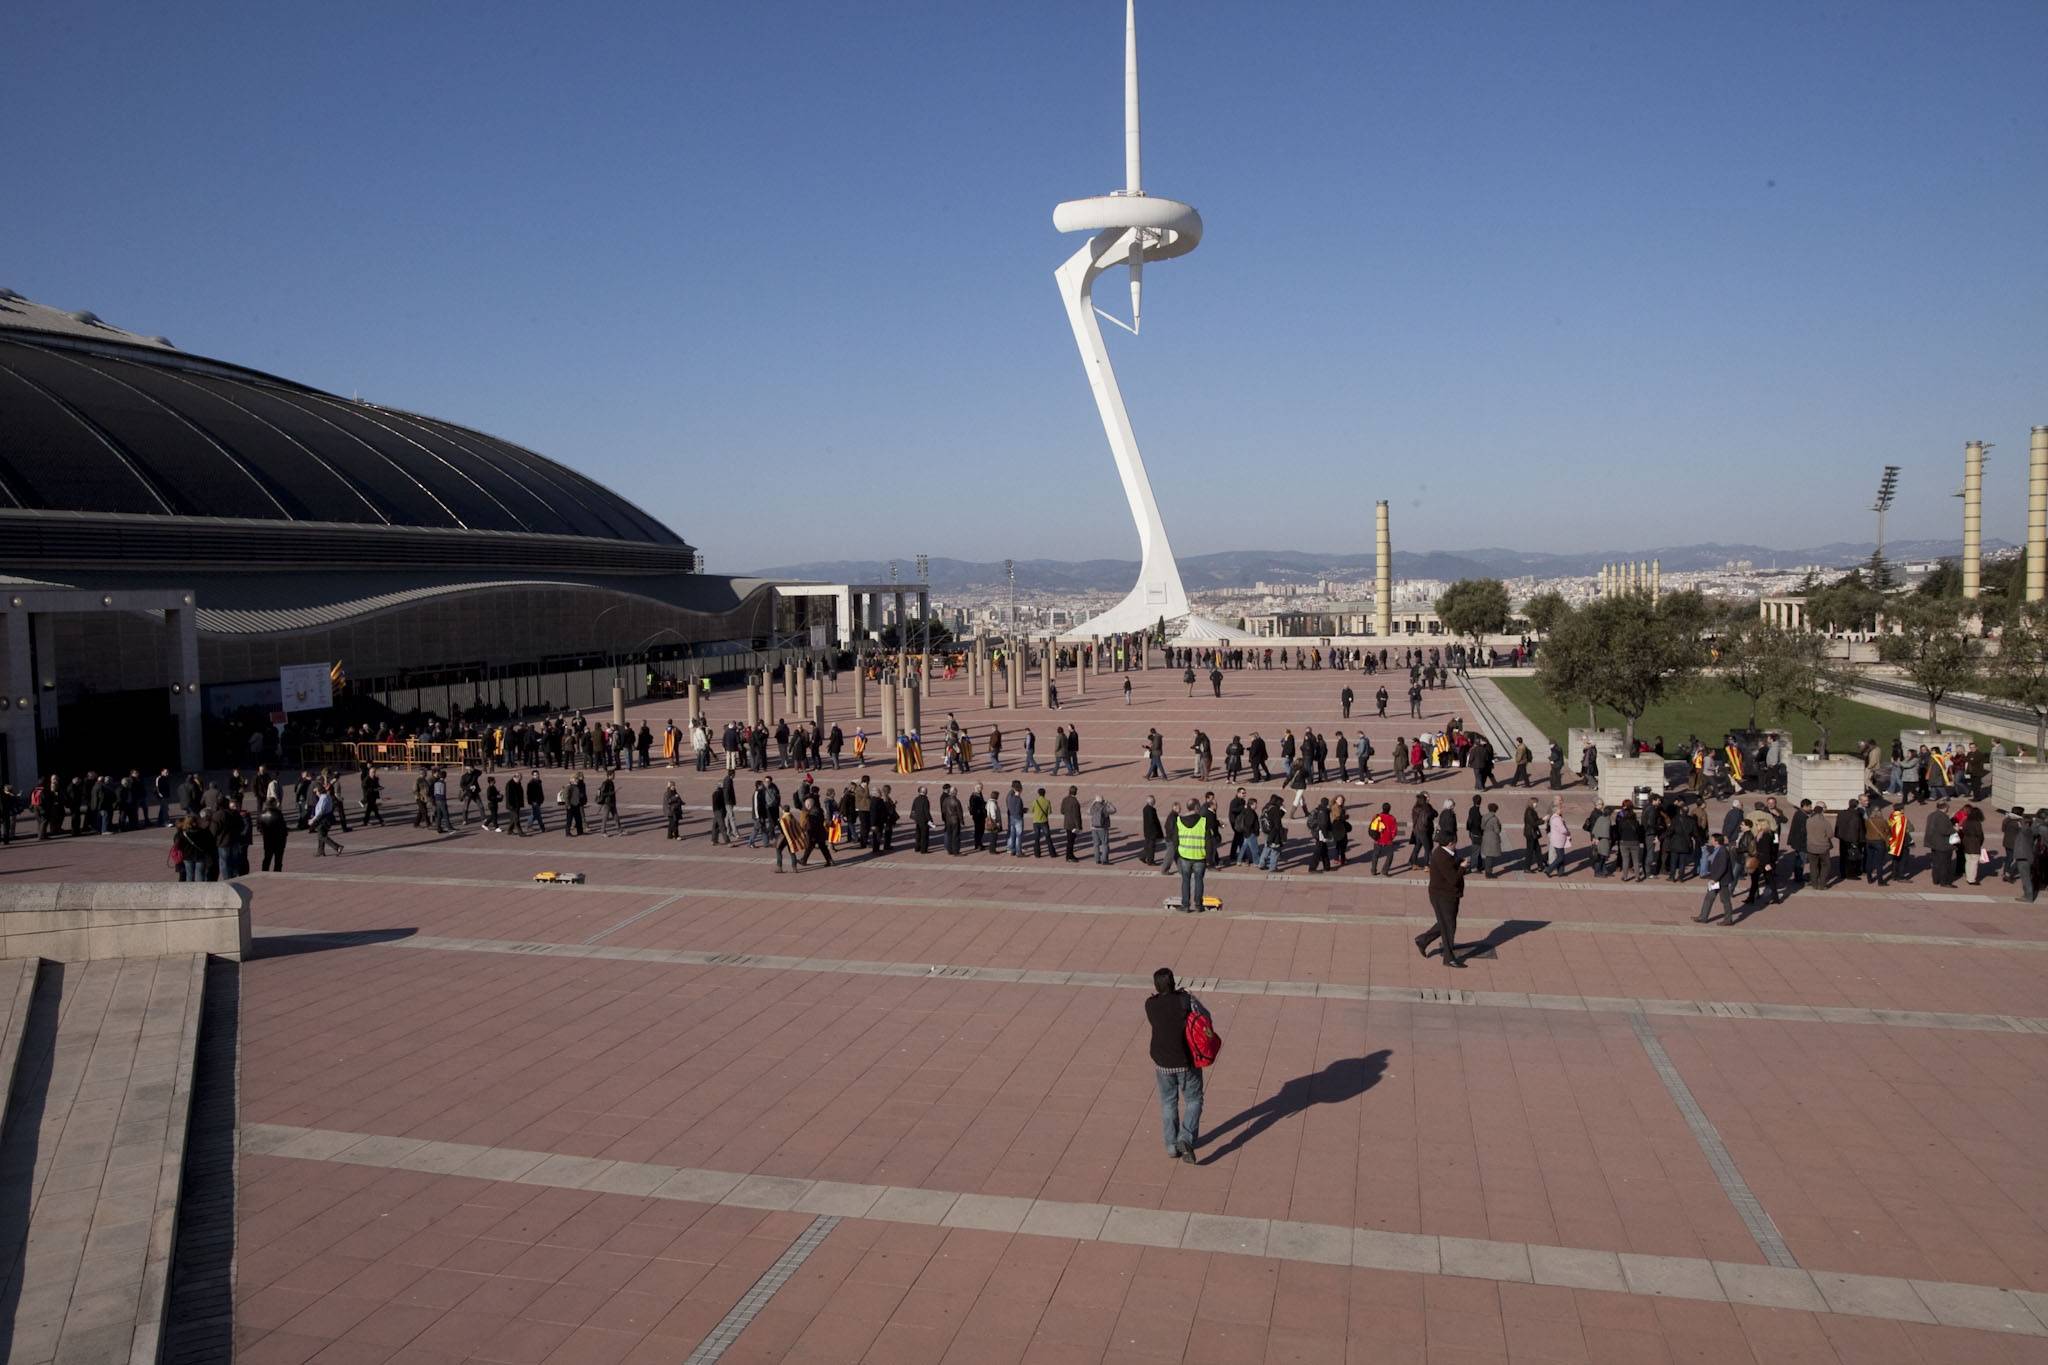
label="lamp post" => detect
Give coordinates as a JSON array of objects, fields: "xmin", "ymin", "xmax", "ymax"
[{"xmin": 917, "ymin": 553, "xmax": 931, "ymax": 695}]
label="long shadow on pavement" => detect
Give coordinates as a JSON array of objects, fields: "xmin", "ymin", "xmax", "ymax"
[
  {"xmin": 1199, "ymin": 1049, "xmax": 1392, "ymax": 1164},
  {"xmin": 250, "ymin": 928, "xmax": 418, "ymax": 959}
]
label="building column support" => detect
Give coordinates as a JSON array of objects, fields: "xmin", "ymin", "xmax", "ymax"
[{"xmin": 166, "ymin": 605, "xmax": 203, "ymax": 774}]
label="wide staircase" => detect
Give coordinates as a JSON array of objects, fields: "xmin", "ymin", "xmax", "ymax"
[{"xmin": 0, "ymin": 952, "xmax": 236, "ymax": 1364}]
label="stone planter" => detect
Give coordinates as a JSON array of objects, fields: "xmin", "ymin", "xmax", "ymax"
[
  {"xmin": 1598, "ymin": 754, "xmax": 1668, "ymax": 806},
  {"xmin": 1900, "ymin": 729, "xmax": 1971, "ymax": 756},
  {"xmin": 1991, "ymin": 754, "xmax": 2048, "ymax": 811},
  {"xmin": 1786, "ymin": 755, "xmax": 1869, "ymax": 807},
  {"xmin": 1567, "ymin": 728, "xmax": 1624, "ymax": 765}
]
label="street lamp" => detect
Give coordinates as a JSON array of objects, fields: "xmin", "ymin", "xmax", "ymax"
[{"xmin": 916, "ymin": 553, "xmax": 931, "ymax": 686}]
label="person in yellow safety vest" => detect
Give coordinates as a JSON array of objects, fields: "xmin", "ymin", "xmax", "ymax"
[
  {"xmin": 1171, "ymin": 798, "xmax": 1211, "ymax": 913},
  {"xmin": 1880, "ymin": 804, "xmax": 1908, "ymax": 884}
]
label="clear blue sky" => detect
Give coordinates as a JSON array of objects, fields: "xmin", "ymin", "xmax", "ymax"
[{"xmin": 10, "ymin": 0, "xmax": 2045, "ymax": 571}]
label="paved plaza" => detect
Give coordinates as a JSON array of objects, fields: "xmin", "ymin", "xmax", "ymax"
[{"xmin": 15, "ymin": 664, "xmax": 2048, "ymax": 1364}]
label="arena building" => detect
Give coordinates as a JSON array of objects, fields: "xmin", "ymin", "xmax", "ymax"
[{"xmin": 0, "ymin": 291, "xmax": 793, "ymax": 780}]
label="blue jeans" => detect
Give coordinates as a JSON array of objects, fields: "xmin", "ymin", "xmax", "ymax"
[
  {"xmin": 1093, "ymin": 828, "xmax": 1111, "ymax": 863},
  {"xmin": 1154, "ymin": 1066, "xmax": 1204, "ymax": 1154},
  {"xmin": 1260, "ymin": 838, "xmax": 1281, "ymax": 872},
  {"xmin": 1008, "ymin": 821, "xmax": 1023, "ymax": 855},
  {"xmin": 1147, "ymin": 753, "xmax": 1165, "ymax": 779},
  {"xmin": 1237, "ymin": 836, "xmax": 1260, "ymax": 865},
  {"xmin": 1022, "ymin": 752, "xmax": 1041, "ymax": 772},
  {"xmin": 1178, "ymin": 859, "xmax": 1206, "ymax": 910}
]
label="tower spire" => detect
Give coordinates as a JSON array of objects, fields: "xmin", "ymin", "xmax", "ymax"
[{"xmin": 1124, "ymin": 0, "xmax": 1141, "ymax": 195}]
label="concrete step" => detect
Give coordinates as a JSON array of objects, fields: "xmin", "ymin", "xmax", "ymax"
[
  {"xmin": 0, "ymin": 956, "xmax": 37, "ymax": 1144},
  {"xmin": 0, "ymin": 954, "xmax": 207, "ymax": 1365}
]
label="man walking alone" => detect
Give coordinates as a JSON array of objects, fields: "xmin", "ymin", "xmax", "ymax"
[
  {"xmin": 1146, "ymin": 968, "xmax": 1203, "ymax": 1164},
  {"xmin": 1416, "ymin": 834, "xmax": 1466, "ymax": 967}
]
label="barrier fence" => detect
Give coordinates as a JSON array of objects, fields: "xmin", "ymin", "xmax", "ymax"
[{"xmin": 298, "ymin": 740, "xmax": 487, "ymax": 769}]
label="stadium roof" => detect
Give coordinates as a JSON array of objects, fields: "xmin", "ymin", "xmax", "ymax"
[{"xmin": 0, "ymin": 290, "xmax": 680, "ymax": 547}]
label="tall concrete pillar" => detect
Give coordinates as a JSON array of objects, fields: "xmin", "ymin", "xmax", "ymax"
[
  {"xmin": 800, "ymin": 666, "xmax": 813, "ymax": 718},
  {"xmin": 1074, "ymin": 643, "xmax": 1086, "ymax": 696},
  {"xmin": 853, "ymin": 650, "xmax": 868, "ymax": 720},
  {"xmin": 982, "ymin": 640, "xmax": 996, "ymax": 710},
  {"xmin": 1040, "ymin": 639, "xmax": 1053, "ymax": 708},
  {"xmin": 785, "ymin": 660, "xmax": 799, "ymax": 711},
  {"xmin": 2030, "ymin": 426, "xmax": 2048, "ymax": 603},
  {"xmin": 1092, "ymin": 637, "xmax": 1102, "ymax": 675},
  {"xmin": 881, "ymin": 675, "xmax": 898, "ymax": 747},
  {"xmin": 1374, "ymin": 501, "xmax": 1393, "ymax": 638},
  {"xmin": 905, "ymin": 678, "xmax": 922, "ymax": 736},
  {"xmin": 5, "ymin": 609, "xmax": 36, "ymax": 785},
  {"xmin": 745, "ymin": 674, "xmax": 760, "ymax": 728},
  {"xmin": 1007, "ymin": 638, "xmax": 1021, "ymax": 708},
  {"xmin": 1651, "ymin": 559, "xmax": 1661, "ymax": 605},
  {"xmin": 1962, "ymin": 440, "xmax": 1985, "ymax": 600},
  {"xmin": 687, "ymin": 677, "xmax": 703, "ymax": 726},
  {"xmin": 167, "ymin": 605, "xmax": 202, "ymax": 773}
]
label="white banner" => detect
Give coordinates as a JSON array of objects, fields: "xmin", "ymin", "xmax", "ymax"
[{"xmin": 279, "ymin": 663, "xmax": 334, "ymax": 713}]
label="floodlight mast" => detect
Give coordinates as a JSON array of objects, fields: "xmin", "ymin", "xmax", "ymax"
[{"xmin": 1872, "ymin": 465, "xmax": 1901, "ymax": 583}]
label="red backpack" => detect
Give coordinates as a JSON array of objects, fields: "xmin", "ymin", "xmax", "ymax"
[{"xmin": 1184, "ymin": 997, "xmax": 1222, "ymax": 1069}]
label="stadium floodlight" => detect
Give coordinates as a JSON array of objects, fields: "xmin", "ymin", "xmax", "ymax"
[{"xmin": 1870, "ymin": 465, "xmax": 1902, "ymax": 588}]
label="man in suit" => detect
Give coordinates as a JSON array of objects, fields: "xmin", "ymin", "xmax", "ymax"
[
  {"xmin": 1697, "ymin": 833, "xmax": 1735, "ymax": 923},
  {"xmin": 1417, "ymin": 838, "xmax": 1468, "ymax": 968},
  {"xmin": 910, "ymin": 786, "xmax": 932, "ymax": 854}
]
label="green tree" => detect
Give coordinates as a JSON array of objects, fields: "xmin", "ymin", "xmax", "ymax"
[
  {"xmin": 1803, "ymin": 570, "xmax": 1883, "ymax": 633},
  {"xmin": 1877, "ymin": 599, "xmax": 1982, "ymax": 724},
  {"xmin": 1765, "ymin": 630, "xmax": 1852, "ymax": 753},
  {"xmin": 1864, "ymin": 550, "xmax": 1897, "ymax": 592},
  {"xmin": 1986, "ymin": 604, "xmax": 2048, "ymax": 750},
  {"xmin": 1914, "ymin": 557, "xmax": 1963, "ymax": 598},
  {"xmin": 1716, "ymin": 617, "xmax": 1783, "ymax": 731},
  {"xmin": 1520, "ymin": 589, "xmax": 1568, "ymax": 638},
  {"xmin": 1536, "ymin": 593, "xmax": 1708, "ymax": 747},
  {"xmin": 1435, "ymin": 578, "xmax": 1511, "ymax": 646}
]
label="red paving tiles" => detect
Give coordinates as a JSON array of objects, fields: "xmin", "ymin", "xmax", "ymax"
[{"xmin": 8, "ymin": 666, "xmax": 2048, "ymax": 1360}]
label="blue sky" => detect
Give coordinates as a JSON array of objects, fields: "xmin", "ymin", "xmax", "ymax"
[{"xmin": 10, "ymin": 0, "xmax": 2046, "ymax": 571}]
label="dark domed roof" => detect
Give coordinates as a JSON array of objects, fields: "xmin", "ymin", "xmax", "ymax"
[{"xmin": 0, "ymin": 292, "xmax": 680, "ymax": 546}]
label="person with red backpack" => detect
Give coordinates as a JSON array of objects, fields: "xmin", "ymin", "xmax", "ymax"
[{"xmin": 1146, "ymin": 968, "xmax": 1221, "ymax": 1165}]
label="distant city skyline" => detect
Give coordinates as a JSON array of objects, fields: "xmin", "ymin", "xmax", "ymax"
[{"xmin": 10, "ymin": 1, "xmax": 2044, "ymax": 570}]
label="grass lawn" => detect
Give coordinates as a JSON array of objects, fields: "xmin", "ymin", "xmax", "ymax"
[{"xmin": 1492, "ymin": 677, "xmax": 1998, "ymax": 754}]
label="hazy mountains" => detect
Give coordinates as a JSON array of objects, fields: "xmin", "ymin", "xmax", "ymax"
[{"xmin": 748, "ymin": 539, "xmax": 2003, "ymax": 594}]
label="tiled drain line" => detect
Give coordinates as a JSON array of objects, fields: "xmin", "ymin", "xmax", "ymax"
[
  {"xmin": 1628, "ymin": 1013, "xmax": 1798, "ymax": 1269},
  {"xmin": 274, "ymin": 869, "xmax": 2044, "ymax": 954},
  {"xmin": 582, "ymin": 891, "xmax": 687, "ymax": 945},
  {"xmin": 682, "ymin": 1214, "xmax": 840, "ymax": 1364},
  {"xmin": 238, "ymin": 1123, "xmax": 2048, "ymax": 1337},
  {"xmin": 251, "ymin": 925, "xmax": 2048, "ymax": 1037}
]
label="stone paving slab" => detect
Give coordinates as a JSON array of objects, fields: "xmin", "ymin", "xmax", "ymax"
[{"xmin": 235, "ymin": 1128, "xmax": 2048, "ymax": 1349}]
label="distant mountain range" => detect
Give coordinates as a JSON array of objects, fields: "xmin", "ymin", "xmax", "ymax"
[{"xmin": 748, "ymin": 539, "xmax": 2009, "ymax": 594}]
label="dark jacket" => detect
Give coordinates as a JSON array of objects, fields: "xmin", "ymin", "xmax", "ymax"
[
  {"xmin": 1145, "ymin": 990, "xmax": 1193, "ymax": 1069},
  {"xmin": 1427, "ymin": 844, "xmax": 1466, "ymax": 901}
]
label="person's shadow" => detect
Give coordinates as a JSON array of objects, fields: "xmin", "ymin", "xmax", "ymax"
[
  {"xmin": 1457, "ymin": 918, "xmax": 1547, "ymax": 960},
  {"xmin": 1198, "ymin": 1049, "xmax": 1391, "ymax": 1163}
]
